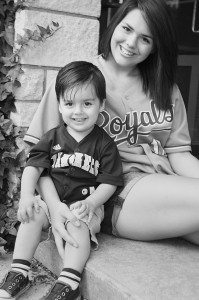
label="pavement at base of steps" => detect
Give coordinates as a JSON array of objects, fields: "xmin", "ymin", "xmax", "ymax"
[
  {"xmin": 0, "ymin": 247, "xmax": 55, "ymax": 300},
  {"xmin": 0, "ymin": 247, "xmax": 87, "ymax": 300}
]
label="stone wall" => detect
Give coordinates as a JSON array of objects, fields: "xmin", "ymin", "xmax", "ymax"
[{"xmin": 11, "ymin": 0, "xmax": 101, "ymax": 128}]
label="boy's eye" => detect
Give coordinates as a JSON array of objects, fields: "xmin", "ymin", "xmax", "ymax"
[
  {"xmin": 65, "ymin": 102, "xmax": 73, "ymax": 107},
  {"xmin": 84, "ymin": 101, "xmax": 92, "ymax": 107}
]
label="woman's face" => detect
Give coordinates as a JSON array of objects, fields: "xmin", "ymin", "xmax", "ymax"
[{"xmin": 110, "ymin": 8, "xmax": 154, "ymax": 70}]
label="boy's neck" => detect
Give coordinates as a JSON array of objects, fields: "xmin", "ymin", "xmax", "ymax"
[{"xmin": 66, "ymin": 125, "xmax": 94, "ymax": 142}]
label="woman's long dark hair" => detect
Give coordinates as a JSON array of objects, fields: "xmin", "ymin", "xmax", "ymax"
[{"xmin": 99, "ymin": 0, "xmax": 178, "ymax": 111}]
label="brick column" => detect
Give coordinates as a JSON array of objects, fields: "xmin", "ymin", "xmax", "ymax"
[{"xmin": 11, "ymin": 0, "xmax": 101, "ymax": 127}]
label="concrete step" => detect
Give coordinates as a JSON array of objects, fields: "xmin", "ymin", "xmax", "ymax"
[{"xmin": 35, "ymin": 233, "xmax": 199, "ymax": 300}]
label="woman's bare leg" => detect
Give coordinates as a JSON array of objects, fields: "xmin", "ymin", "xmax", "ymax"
[{"xmin": 116, "ymin": 174, "xmax": 199, "ymax": 244}]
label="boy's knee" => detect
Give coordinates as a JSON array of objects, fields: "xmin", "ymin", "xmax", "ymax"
[
  {"xmin": 32, "ymin": 208, "xmax": 49, "ymax": 229},
  {"xmin": 67, "ymin": 220, "xmax": 89, "ymax": 236}
]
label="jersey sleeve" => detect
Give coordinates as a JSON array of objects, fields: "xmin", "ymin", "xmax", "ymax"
[
  {"xmin": 25, "ymin": 131, "xmax": 52, "ymax": 170},
  {"xmin": 24, "ymin": 78, "xmax": 62, "ymax": 145},
  {"xmin": 164, "ymin": 86, "xmax": 191, "ymax": 154},
  {"xmin": 96, "ymin": 139, "xmax": 123, "ymax": 186}
]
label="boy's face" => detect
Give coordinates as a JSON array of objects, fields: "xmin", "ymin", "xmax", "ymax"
[{"xmin": 59, "ymin": 83, "xmax": 105, "ymax": 137}]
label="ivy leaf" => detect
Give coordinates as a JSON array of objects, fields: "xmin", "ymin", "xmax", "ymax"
[
  {"xmin": 7, "ymin": 226, "xmax": 18, "ymax": 236},
  {"xmin": 52, "ymin": 21, "xmax": 59, "ymax": 27},
  {"xmin": 0, "ymin": 131, "xmax": 5, "ymax": 140},
  {"xmin": 37, "ymin": 25, "xmax": 48, "ymax": 37},
  {"xmin": 0, "ymin": 165, "xmax": 4, "ymax": 177},
  {"xmin": 0, "ymin": 65, "xmax": 9, "ymax": 75},
  {"xmin": 0, "ymin": 237, "xmax": 7, "ymax": 246},
  {"xmin": 0, "ymin": 90, "xmax": 10, "ymax": 101},
  {"xmin": 0, "ymin": 30, "xmax": 5, "ymax": 37},
  {"xmin": 15, "ymin": 33, "xmax": 25, "ymax": 45},
  {"xmin": 16, "ymin": 149, "xmax": 27, "ymax": 168},
  {"xmin": 0, "ymin": 5, "xmax": 5, "ymax": 17},
  {"xmin": 23, "ymin": 28, "xmax": 34, "ymax": 38},
  {"xmin": 2, "ymin": 151, "xmax": 17, "ymax": 160},
  {"xmin": 7, "ymin": 207, "xmax": 17, "ymax": 220},
  {"xmin": 1, "ymin": 118, "xmax": 13, "ymax": 135},
  {"xmin": 14, "ymin": 79, "xmax": 21, "ymax": 88},
  {"xmin": 4, "ymin": 26, "xmax": 14, "ymax": 47},
  {"xmin": 4, "ymin": 81, "xmax": 13, "ymax": 93},
  {"xmin": 0, "ymin": 204, "xmax": 7, "ymax": 220},
  {"xmin": 45, "ymin": 25, "xmax": 51, "ymax": 35},
  {"xmin": 6, "ymin": 64, "xmax": 21, "ymax": 82}
]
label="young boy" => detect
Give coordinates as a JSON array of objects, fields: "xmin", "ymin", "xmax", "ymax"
[{"xmin": 0, "ymin": 61, "xmax": 123, "ymax": 300}]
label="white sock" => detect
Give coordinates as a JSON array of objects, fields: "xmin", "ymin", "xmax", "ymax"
[{"xmin": 58, "ymin": 268, "xmax": 81, "ymax": 290}]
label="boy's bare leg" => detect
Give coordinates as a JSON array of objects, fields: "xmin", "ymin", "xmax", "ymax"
[
  {"xmin": 0, "ymin": 208, "xmax": 49, "ymax": 299},
  {"xmin": 13, "ymin": 208, "xmax": 49, "ymax": 260},
  {"xmin": 64, "ymin": 221, "xmax": 90, "ymax": 271},
  {"xmin": 43, "ymin": 221, "xmax": 90, "ymax": 300}
]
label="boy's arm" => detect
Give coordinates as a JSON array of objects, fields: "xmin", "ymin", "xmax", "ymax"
[
  {"xmin": 18, "ymin": 166, "xmax": 43, "ymax": 223},
  {"xmin": 85, "ymin": 183, "xmax": 117, "ymax": 210},
  {"xmin": 70, "ymin": 183, "xmax": 117, "ymax": 219}
]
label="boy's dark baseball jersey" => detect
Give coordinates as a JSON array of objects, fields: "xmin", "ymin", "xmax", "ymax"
[{"xmin": 26, "ymin": 124, "xmax": 123, "ymax": 205}]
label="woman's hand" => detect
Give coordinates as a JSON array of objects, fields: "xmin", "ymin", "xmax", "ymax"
[
  {"xmin": 17, "ymin": 194, "xmax": 40, "ymax": 223},
  {"xmin": 50, "ymin": 202, "xmax": 81, "ymax": 259}
]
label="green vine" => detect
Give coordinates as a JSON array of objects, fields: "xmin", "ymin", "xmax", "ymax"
[{"xmin": 0, "ymin": 0, "xmax": 60, "ymax": 251}]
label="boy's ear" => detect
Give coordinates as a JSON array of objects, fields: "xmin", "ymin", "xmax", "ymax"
[{"xmin": 100, "ymin": 99, "xmax": 106, "ymax": 112}]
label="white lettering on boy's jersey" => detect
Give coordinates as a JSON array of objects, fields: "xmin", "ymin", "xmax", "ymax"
[
  {"xmin": 51, "ymin": 152, "xmax": 99, "ymax": 176},
  {"xmin": 53, "ymin": 144, "xmax": 61, "ymax": 150}
]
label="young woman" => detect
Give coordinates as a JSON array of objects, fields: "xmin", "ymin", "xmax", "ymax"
[{"xmin": 24, "ymin": 0, "xmax": 199, "ymax": 257}]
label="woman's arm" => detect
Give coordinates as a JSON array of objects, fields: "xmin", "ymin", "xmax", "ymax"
[
  {"xmin": 168, "ymin": 151, "xmax": 199, "ymax": 178},
  {"xmin": 37, "ymin": 176, "xmax": 80, "ymax": 258}
]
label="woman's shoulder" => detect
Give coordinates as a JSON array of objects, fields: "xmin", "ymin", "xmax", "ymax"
[{"xmin": 171, "ymin": 84, "xmax": 184, "ymax": 104}]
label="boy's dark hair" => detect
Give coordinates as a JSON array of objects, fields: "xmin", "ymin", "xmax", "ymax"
[
  {"xmin": 99, "ymin": 0, "xmax": 178, "ymax": 111},
  {"xmin": 55, "ymin": 61, "xmax": 106, "ymax": 103}
]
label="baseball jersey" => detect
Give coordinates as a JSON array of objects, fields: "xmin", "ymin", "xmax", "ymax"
[
  {"xmin": 26, "ymin": 124, "xmax": 123, "ymax": 204},
  {"xmin": 24, "ymin": 56, "xmax": 191, "ymax": 176}
]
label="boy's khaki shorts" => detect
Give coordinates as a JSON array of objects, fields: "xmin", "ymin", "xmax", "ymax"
[{"xmin": 36, "ymin": 196, "xmax": 104, "ymax": 249}]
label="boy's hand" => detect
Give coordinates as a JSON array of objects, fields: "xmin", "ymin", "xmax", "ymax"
[
  {"xmin": 70, "ymin": 200, "xmax": 95, "ymax": 222},
  {"xmin": 17, "ymin": 194, "xmax": 40, "ymax": 223}
]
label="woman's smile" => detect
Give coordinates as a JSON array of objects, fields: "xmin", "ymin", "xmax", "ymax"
[{"xmin": 119, "ymin": 45, "xmax": 136, "ymax": 57}]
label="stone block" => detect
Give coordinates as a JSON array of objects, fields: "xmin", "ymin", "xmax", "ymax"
[
  {"xmin": 27, "ymin": 0, "xmax": 101, "ymax": 18},
  {"xmin": 35, "ymin": 233, "xmax": 199, "ymax": 300},
  {"xmin": 14, "ymin": 68, "xmax": 44, "ymax": 101},
  {"xmin": 10, "ymin": 101, "xmax": 39, "ymax": 127},
  {"xmin": 15, "ymin": 10, "xmax": 99, "ymax": 67}
]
